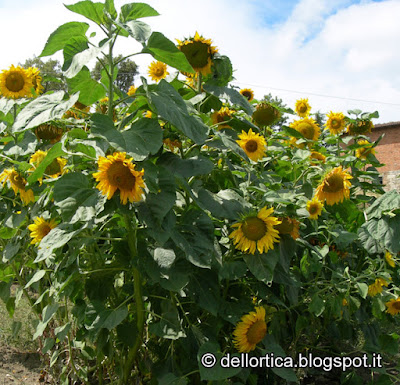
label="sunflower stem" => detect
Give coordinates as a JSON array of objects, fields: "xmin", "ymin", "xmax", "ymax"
[
  {"xmin": 197, "ymin": 72, "xmax": 202, "ymax": 95},
  {"xmin": 107, "ymin": 33, "xmax": 115, "ymax": 122}
]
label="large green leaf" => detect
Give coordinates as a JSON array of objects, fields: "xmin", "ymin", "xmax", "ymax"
[
  {"xmin": 3, "ymin": 131, "xmax": 37, "ymax": 156},
  {"xmin": 366, "ymin": 190, "xmax": 400, "ymax": 219},
  {"xmin": 122, "ymin": 20, "xmax": 152, "ymax": 44},
  {"xmin": 146, "ymin": 80, "xmax": 208, "ymax": 143},
  {"xmin": 64, "ymin": 1, "xmax": 105, "ymax": 25},
  {"xmin": 40, "ymin": 22, "xmax": 89, "ymax": 57},
  {"xmin": 104, "ymin": 0, "xmax": 117, "ymax": 19},
  {"xmin": 67, "ymin": 67, "xmax": 106, "ymax": 105},
  {"xmin": 62, "ymin": 36, "xmax": 89, "ymax": 71},
  {"xmin": 120, "ymin": 2, "xmax": 159, "ymax": 22},
  {"xmin": 244, "ymin": 248, "xmax": 279, "ymax": 284},
  {"xmin": 142, "ymin": 32, "xmax": 194, "ymax": 73},
  {"xmin": 91, "ymin": 306, "xmax": 129, "ymax": 331},
  {"xmin": 12, "ymin": 92, "xmax": 79, "ymax": 132}
]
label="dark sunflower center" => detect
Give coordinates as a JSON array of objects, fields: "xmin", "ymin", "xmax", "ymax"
[
  {"xmin": 323, "ymin": 173, "xmax": 344, "ymax": 193},
  {"xmin": 6, "ymin": 72, "xmax": 25, "ymax": 92},
  {"xmin": 242, "ymin": 217, "xmax": 267, "ymax": 241},
  {"xmin": 331, "ymin": 119, "xmax": 340, "ymax": 128},
  {"xmin": 107, "ymin": 161, "xmax": 136, "ymax": 190},
  {"xmin": 297, "ymin": 122, "xmax": 315, "ymax": 139},
  {"xmin": 45, "ymin": 159, "xmax": 61, "ymax": 175},
  {"xmin": 242, "ymin": 91, "xmax": 252, "ymax": 100},
  {"xmin": 308, "ymin": 204, "xmax": 319, "ymax": 215},
  {"xmin": 392, "ymin": 302, "xmax": 400, "ymax": 310},
  {"xmin": 10, "ymin": 173, "xmax": 26, "ymax": 189},
  {"xmin": 245, "ymin": 140, "xmax": 258, "ymax": 153},
  {"xmin": 180, "ymin": 41, "xmax": 210, "ymax": 69},
  {"xmin": 298, "ymin": 104, "xmax": 308, "ymax": 113},
  {"xmin": 40, "ymin": 224, "xmax": 52, "ymax": 238},
  {"xmin": 246, "ymin": 320, "xmax": 267, "ymax": 344},
  {"xmin": 154, "ymin": 67, "xmax": 165, "ymax": 77},
  {"xmin": 275, "ymin": 218, "xmax": 293, "ymax": 234}
]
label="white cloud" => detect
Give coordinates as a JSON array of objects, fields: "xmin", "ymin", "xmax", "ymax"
[{"xmin": 0, "ymin": 0, "xmax": 399, "ymax": 122}]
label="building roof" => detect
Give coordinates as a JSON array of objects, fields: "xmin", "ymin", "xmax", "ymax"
[{"xmin": 374, "ymin": 121, "xmax": 400, "ymax": 129}]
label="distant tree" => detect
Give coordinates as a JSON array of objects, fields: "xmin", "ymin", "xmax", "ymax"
[
  {"xmin": 91, "ymin": 55, "xmax": 139, "ymax": 93},
  {"xmin": 21, "ymin": 56, "xmax": 67, "ymax": 92}
]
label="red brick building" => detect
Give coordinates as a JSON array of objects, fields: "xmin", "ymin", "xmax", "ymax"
[{"xmin": 369, "ymin": 121, "xmax": 400, "ymax": 190}]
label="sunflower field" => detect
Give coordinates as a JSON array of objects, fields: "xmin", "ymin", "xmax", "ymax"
[{"xmin": 1, "ymin": 0, "xmax": 400, "ymax": 384}]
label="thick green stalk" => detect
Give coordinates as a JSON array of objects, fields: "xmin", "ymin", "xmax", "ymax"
[{"xmin": 107, "ymin": 39, "xmax": 114, "ymax": 121}]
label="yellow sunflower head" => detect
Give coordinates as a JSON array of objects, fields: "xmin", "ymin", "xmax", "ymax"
[
  {"xmin": 177, "ymin": 32, "xmax": 218, "ymax": 76},
  {"xmin": 26, "ymin": 67, "xmax": 44, "ymax": 96},
  {"xmin": 385, "ymin": 297, "xmax": 400, "ymax": 315},
  {"xmin": 148, "ymin": 61, "xmax": 169, "ymax": 82},
  {"xmin": 310, "ymin": 151, "xmax": 326, "ymax": 165},
  {"xmin": 127, "ymin": 85, "xmax": 137, "ymax": 96},
  {"xmin": 325, "ymin": 112, "xmax": 346, "ymax": 135},
  {"xmin": 211, "ymin": 106, "xmax": 234, "ymax": 129},
  {"xmin": 252, "ymin": 102, "xmax": 281, "ymax": 127},
  {"xmin": 229, "ymin": 207, "xmax": 281, "ymax": 255},
  {"xmin": 367, "ymin": 278, "xmax": 388, "ymax": 297},
  {"xmin": 0, "ymin": 65, "xmax": 33, "ymax": 99},
  {"xmin": 0, "ymin": 168, "xmax": 35, "ymax": 205},
  {"xmin": 275, "ymin": 217, "xmax": 300, "ymax": 240},
  {"xmin": 93, "ymin": 152, "xmax": 146, "ymax": 205},
  {"xmin": 28, "ymin": 217, "xmax": 58, "ymax": 245},
  {"xmin": 306, "ymin": 198, "xmax": 324, "ymax": 220},
  {"xmin": 355, "ymin": 139, "xmax": 375, "ymax": 160},
  {"xmin": 290, "ymin": 117, "xmax": 320, "ymax": 141},
  {"xmin": 314, "ymin": 166, "xmax": 352, "ymax": 206},
  {"xmin": 34, "ymin": 121, "xmax": 65, "ymax": 143},
  {"xmin": 233, "ymin": 306, "xmax": 267, "ymax": 353},
  {"xmin": 385, "ymin": 251, "xmax": 395, "ymax": 268},
  {"xmin": 295, "ymin": 98, "xmax": 311, "ymax": 117},
  {"xmin": 236, "ymin": 129, "xmax": 267, "ymax": 162},
  {"xmin": 240, "ymin": 88, "xmax": 255, "ymax": 102},
  {"xmin": 30, "ymin": 150, "xmax": 67, "ymax": 179},
  {"xmin": 347, "ymin": 119, "xmax": 374, "ymax": 135}
]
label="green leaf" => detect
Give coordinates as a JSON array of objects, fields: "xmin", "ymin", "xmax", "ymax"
[
  {"xmin": 243, "ymin": 248, "xmax": 279, "ymax": 284},
  {"xmin": 158, "ymin": 373, "xmax": 188, "ymax": 385},
  {"xmin": 122, "ymin": 20, "xmax": 151, "ymax": 43},
  {"xmin": 378, "ymin": 334, "xmax": 399, "ymax": 355},
  {"xmin": 3, "ymin": 131, "xmax": 38, "ymax": 156},
  {"xmin": 356, "ymin": 283, "xmax": 368, "ymax": 299},
  {"xmin": 142, "ymin": 32, "xmax": 194, "ymax": 73},
  {"xmin": 366, "ymin": 190, "xmax": 400, "ymax": 219},
  {"xmin": 64, "ymin": 1, "xmax": 105, "ymax": 25},
  {"xmin": 308, "ymin": 293, "xmax": 325, "ymax": 316},
  {"xmin": 153, "ymin": 248, "xmax": 176, "ymax": 268},
  {"xmin": 25, "ymin": 270, "xmax": 46, "ymax": 289},
  {"xmin": 205, "ymin": 55, "xmax": 233, "ymax": 87},
  {"xmin": 27, "ymin": 142, "xmax": 66, "ymax": 185},
  {"xmin": 40, "ymin": 22, "xmax": 89, "ymax": 57},
  {"xmin": 190, "ymin": 271, "xmax": 221, "ymax": 315},
  {"xmin": 146, "ymin": 80, "xmax": 208, "ymax": 143},
  {"xmin": 0, "ymin": 281, "xmax": 12, "ymax": 303},
  {"xmin": 34, "ymin": 304, "xmax": 60, "ymax": 339},
  {"xmin": 203, "ymin": 84, "xmax": 253, "ymax": 115},
  {"xmin": 104, "ymin": 0, "xmax": 117, "ymax": 19},
  {"xmin": 62, "ymin": 36, "xmax": 89, "ymax": 71},
  {"xmin": 2, "ymin": 241, "xmax": 20, "ymax": 263},
  {"xmin": 97, "ymin": 306, "xmax": 129, "ymax": 330},
  {"xmin": 120, "ymin": 2, "xmax": 159, "ymax": 22},
  {"xmin": 67, "ymin": 67, "xmax": 106, "ymax": 105},
  {"xmin": 13, "ymin": 92, "xmax": 79, "ymax": 132},
  {"xmin": 0, "ymin": 227, "xmax": 18, "ymax": 240}
]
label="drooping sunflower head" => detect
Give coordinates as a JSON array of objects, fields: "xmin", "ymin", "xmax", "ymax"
[
  {"xmin": 233, "ymin": 306, "xmax": 267, "ymax": 353},
  {"xmin": 211, "ymin": 106, "xmax": 234, "ymax": 129},
  {"xmin": 306, "ymin": 198, "xmax": 324, "ymax": 220},
  {"xmin": 236, "ymin": 129, "xmax": 267, "ymax": 162},
  {"xmin": 385, "ymin": 251, "xmax": 396, "ymax": 268},
  {"xmin": 314, "ymin": 166, "xmax": 352, "ymax": 206},
  {"xmin": 177, "ymin": 32, "xmax": 218, "ymax": 76},
  {"xmin": 93, "ymin": 152, "xmax": 146, "ymax": 205},
  {"xmin": 229, "ymin": 207, "xmax": 281, "ymax": 255},
  {"xmin": 240, "ymin": 88, "xmax": 254, "ymax": 102},
  {"xmin": 34, "ymin": 121, "xmax": 65, "ymax": 143},
  {"xmin": 347, "ymin": 118, "xmax": 374, "ymax": 135},
  {"xmin": 355, "ymin": 139, "xmax": 375, "ymax": 160},
  {"xmin": 325, "ymin": 111, "xmax": 346, "ymax": 135},
  {"xmin": 310, "ymin": 151, "xmax": 326, "ymax": 165},
  {"xmin": 127, "ymin": 85, "xmax": 137, "ymax": 96},
  {"xmin": 275, "ymin": 217, "xmax": 300, "ymax": 240},
  {"xmin": 0, "ymin": 65, "xmax": 33, "ymax": 99},
  {"xmin": 368, "ymin": 278, "xmax": 388, "ymax": 297},
  {"xmin": 295, "ymin": 98, "xmax": 311, "ymax": 117},
  {"xmin": 0, "ymin": 168, "xmax": 35, "ymax": 205},
  {"xmin": 252, "ymin": 102, "xmax": 281, "ymax": 127},
  {"xmin": 64, "ymin": 101, "xmax": 91, "ymax": 119},
  {"xmin": 290, "ymin": 117, "xmax": 320, "ymax": 141},
  {"xmin": 148, "ymin": 61, "xmax": 169, "ymax": 82},
  {"xmin": 386, "ymin": 297, "xmax": 400, "ymax": 315},
  {"xmin": 28, "ymin": 217, "xmax": 58, "ymax": 245},
  {"xmin": 26, "ymin": 67, "xmax": 44, "ymax": 96},
  {"xmin": 30, "ymin": 150, "xmax": 67, "ymax": 179}
]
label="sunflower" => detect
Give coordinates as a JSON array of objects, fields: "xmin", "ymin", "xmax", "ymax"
[
  {"xmin": 233, "ymin": 306, "xmax": 267, "ymax": 353},
  {"xmin": 229, "ymin": 207, "xmax": 281, "ymax": 254},
  {"xmin": 127, "ymin": 85, "xmax": 137, "ymax": 96},
  {"xmin": 385, "ymin": 251, "xmax": 395, "ymax": 268},
  {"xmin": 306, "ymin": 198, "xmax": 324, "ymax": 220},
  {"xmin": 163, "ymin": 138, "xmax": 182, "ymax": 152},
  {"xmin": 385, "ymin": 297, "xmax": 400, "ymax": 315},
  {"xmin": 148, "ymin": 61, "xmax": 169, "ymax": 82},
  {"xmin": 63, "ymin": 101, "xmax": 90, "ymax": 119},
  {"xmin": 236, "ymin": 129, "xmax": 267, "ymax": 162},
  {"xmin": 367, "ymin": 278, "xmax": 388, "ymax": 297},
  {"xmin": 252, "ymin": 102, "xmax": 281, "ymax": 127},
  {"xmin": 310, "ymin": 151, "xmax": 326, "ymax": 165},
  {"xmin": 325, "ymin": 112, "xmax": 346, "ymax": 135},
  {"xmin": 355, "ymin": 140, "xmax": 375, "ymax": 160},
  {"xmin": 29, "ymin": 150, "xmax": 67, "ymax": 179},
  {"xmin": 177, "ymin": 32, "xmax": 218, "ymax": 76},
  {"xmin": 28, "ymin": 217, "xmax": 58, "ymax": 245},
  {"xmin": 290, "ymin": 117, "xmax": 320, "ymax": 141},
  {"xmin": 34, "ymin": 122, "xmax": 65, "ymax": 143},
  {"xmin": 240, "ymin": 88, "xmax": 254, "ymax": 102},
  {"xmin": 0, "ymin": 65, "xmax": 33, "ymax": 99},
  {"xmin": 347, "ymin": 119, "xmax": 373, "ymax": 135},
  {"xmin": 275, "ymin": 217, "xmax": 300, "ymax": 240},
  {"xmin": 211, "ymin": 106, "xmax": 234, "ymax": 129},
  {"xmin": 295, "ymin": 98, "xmax": 311, "ymax": 117},
  {"xmin": 314, "ymin": 166, "xmax": 352, "ymax": 206},
  {"xmin": 26, "ymin": 67, "xmax": 44, "ymax": 95},
  {"xmin": 93, "ymin": 152, "xmax": 145, "ymax": 205},
  {"xmin": 0, "ymin": 168, "xmax": 35, "ymax": 205}
]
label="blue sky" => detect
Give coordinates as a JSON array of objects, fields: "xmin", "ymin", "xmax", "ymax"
[{"xmin": 0, "ymin": 0, "xmax": 399, "ymax": 123}]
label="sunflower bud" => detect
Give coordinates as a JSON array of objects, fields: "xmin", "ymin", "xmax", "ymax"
[{"xmin": 252, "ymin": 102, "xmax": 281, "ymax": 127}]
